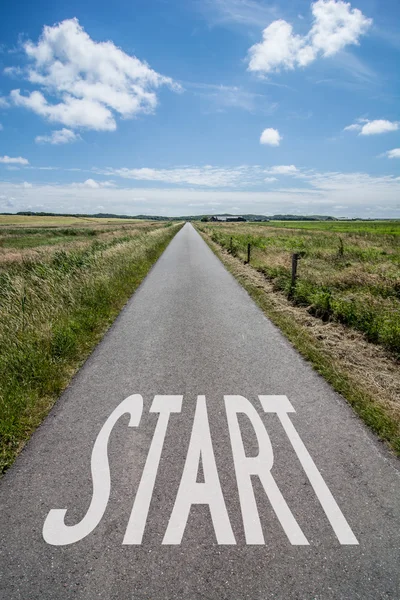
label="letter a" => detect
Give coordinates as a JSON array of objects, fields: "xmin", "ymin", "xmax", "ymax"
[
  {"xmin": 163, "ymin": 396, "xmax": 236, "ymax": 545},
  {"xmin": 43, "ymin": 394, "xmax": 143, "ymax": 546}
]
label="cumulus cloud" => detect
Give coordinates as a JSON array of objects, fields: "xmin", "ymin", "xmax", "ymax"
[
  {"xmin": 0, "ymin": 155, "xmax": 29, "ymax": 165},
  {"xmin": 81, "ymin": 179, "xmax": 101, "ymax": 189},
  {"xmin": 361, "ymin": 120, "xmax": 399, "ymax": 135},
  {"xmin": 11, "ymin": 89, "xmax": 117, "ymax": 131},
  {"xmin": 248, "ymin": 0, "xmax": 372, "ymax": 74},
  {"xmin": 35, "ymin": 128, "xmax": 81, "ymax": 144},
  {"xmin": 385, "ymin": 148, "xmax": 400, "ymax": 159},
  {"xmin": 260, "ymin": 127, "xmax": 281, "ymax": 146},
  {"xmin": 75, "ymin": 179, "xmax": 115, "ymax": 189},
  {"xmin": 8, "ymin": 18, "xmax": 180, "ymax": 131},
  {"xmin": 344, "ymin": 118, "xmax": 399, "ymax": 135}
]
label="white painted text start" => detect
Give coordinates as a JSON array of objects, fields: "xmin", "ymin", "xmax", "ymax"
[{"xmin": 43, "ymin": 395, "xmax": 358, "ymax": 546}]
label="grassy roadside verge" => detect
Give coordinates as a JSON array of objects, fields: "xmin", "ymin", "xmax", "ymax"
[
  {"xmin": 0, "ymin": 223, "xmax": 183, "ymax": 474},
  {"xmin": 199, "ymin": 222, "xmax": 400, "ymax": 357},
  {"xmin": 197, "ymin": 227, "xmax": 400, "ymax": 456}
]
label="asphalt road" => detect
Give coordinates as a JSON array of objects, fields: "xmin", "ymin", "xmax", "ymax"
[{"xmin": 1, "ymin": 222, "xmax": 399, "ymax": 600}]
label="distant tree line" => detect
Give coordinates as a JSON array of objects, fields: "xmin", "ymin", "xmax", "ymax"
[{"xmin": 0, "ymin": 211, "xmax": 386, "ymax": 222}]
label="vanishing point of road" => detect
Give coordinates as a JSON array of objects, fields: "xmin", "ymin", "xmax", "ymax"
[{"xmin": 0, "ymin": 223, "xmax": 399, "ymax": 599}]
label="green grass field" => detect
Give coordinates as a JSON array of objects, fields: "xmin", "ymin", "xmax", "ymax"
[
  {"xmin": 198, "ymin": 221, "xmax": 400, "ymax": 355},
  {"xmin": 0, "ymin": 218, "xmax": 181, "ymax": 473},
  {"xmin": 252, "ymin": 220, "xmax": 400, "ymax": 235}
]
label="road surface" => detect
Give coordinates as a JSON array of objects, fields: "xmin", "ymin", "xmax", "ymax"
[{"xmin": 0, "ymin": 223, "xmax": 399, "ymax": 599}]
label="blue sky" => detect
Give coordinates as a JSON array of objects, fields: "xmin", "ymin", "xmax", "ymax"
[{"xmin": 0, "ymin": 0, "xmax": 399, "ymax": 217}]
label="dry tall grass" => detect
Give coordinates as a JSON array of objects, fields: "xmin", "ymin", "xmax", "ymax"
[{"xmin": 0, "ymin": 221, "xmax": 182, "ymax": 473}]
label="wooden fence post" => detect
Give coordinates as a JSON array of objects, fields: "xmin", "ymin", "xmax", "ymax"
[
  {"xmin": 291, "ymin": 253, "xmax": 299, "ymax": 287},
  {"xmin": 289, "ymin": 252, "xmax": 301, "ymax": 299},
  {"xmin": 246, "ymin": 243, "xmax": 251, "ymax": 264},
  {"xmin": 230, "ymin": 237, "xmax": 233, "ymax": 253}
]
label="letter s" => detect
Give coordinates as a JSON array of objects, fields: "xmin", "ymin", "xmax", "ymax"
[{"xmin": 43, "ymin": 394, "xmax": 143, "ymax": 546}]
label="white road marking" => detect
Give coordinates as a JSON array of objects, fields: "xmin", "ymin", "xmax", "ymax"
[
  {"xmin": 42, "ymin": 394, "xmax": 143, "ymax": 546},
  {"xmin": 42, "ymin": 394, "xmax": 358, "ymax": 546},
  {"xmin": 225, "ymin": 395, "xmax": 309, "ymax": 545},
  {"xmin": 163, "ymin": 396, "xmax": 236, "ymax": 545},
  {"xmin": 259, "ymin": 395, "xmax": 358, "ymax": 545},
  {"xmin": 123, "ymin": 395, "xmax": 183, "ymax": 545}
]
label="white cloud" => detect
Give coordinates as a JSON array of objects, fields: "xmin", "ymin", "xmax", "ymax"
[
  {"xmin": 248, "ymin": 0, "xmax": 372, "ymax": 74},
  {"xmin": 1, "ymin": 169, "xmax": 399, "ymax": 217},
  {"xmin": 343, "ymin": 122, "xmax": 362, "ymax": 132},
  {"xmin": 385, "ymin": 148, "xmax": 400, "ymax": 159},
  {"xmin": 260, "ymin": 127, "xmax": 281, "ymax": 146},
  {"xmin": 310, "ymin": 0, "xmax": 371, "ymax": 56},
  {"xmin": 82, "ymin": 179, "xmax": 100, "ymax": 189},
  {"xmin": 8, "ymin": 18, "xmax": 180, "ymax": 131},
  {"xmin": 344, "ymin": 118, "xmax": 399, "ymax": 135},
  {"xmin": 360, "ymin": 120, "xmax": 399, "ymax": 135},
  {"xmin": 11, "ymin": 89, "xmax": 117, "ymax": 131},
  {"xmin": 3, "ymin": 66, "xmax": 23, "ymax": 77},
  {"xmin": 266, "ymin": 164, "xmax": 298, "ymax": 174},
  {"xmin": 0, "ymin": 195, "xmax": 15, "ymax": 209},
  {"xmin": 249, "ymin": 20, "xmax": 314, "ymax": 73},
  {"xmin": 35, "ymin": 128, "xmax": 81, "ymax": 144},
  {"xmin": 0, "ymin": 155, "xmax": 29, "ymax": 165},
  {"xmin": 75, "ymin": 179, "xmax": 115, "ymax": 189},
  {"xmin": 0, "ymin": 97, "xmax": 9, "ymax": 108},
  {"xmin": 94, "ymin": 164, "xmax": 303, "ymax": 186},
  {"xmin": 95, "ymin": 165, "xmax": 255, "ymax": 187}
]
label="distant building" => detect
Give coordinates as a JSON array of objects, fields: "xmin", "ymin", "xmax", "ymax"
[{"xmin": 210, "ymin": 216, "xmax": 246, "ymax": 222}]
